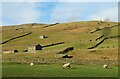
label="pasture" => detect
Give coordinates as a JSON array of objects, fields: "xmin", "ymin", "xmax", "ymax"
[
  {"xmin": 2, "ymin": 21, "xmax": 119, "ymax": 78},
  {"xmin": 2, "ymin": 64, "xmax": 118, "ymax": 77}
]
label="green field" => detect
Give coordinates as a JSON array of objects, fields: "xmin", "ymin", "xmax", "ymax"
[{"xmin": 2, "ymin": 64, "xmax": 118, "ymax": 77}]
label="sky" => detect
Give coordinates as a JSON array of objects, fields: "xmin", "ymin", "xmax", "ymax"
[{"xmin": 1, "ymin": 0, "xmax": 119, "ymax": 26}]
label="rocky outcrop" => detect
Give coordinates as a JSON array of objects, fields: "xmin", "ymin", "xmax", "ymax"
[{"xmin": 57, "ymin": 47, "xmax": 74, "ymax": 54}]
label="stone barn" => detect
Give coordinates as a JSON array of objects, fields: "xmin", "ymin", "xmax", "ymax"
[
  {"xmin": 28, "ymin": 46, "xmax": 35, "ymax": 53},
  {"xmin": 39, "ymin": 35, "xmax": 46, "ymax": 39},
  {"xmin": 35, "ymin": 44, "xmax": 42, "ymax": 50}
]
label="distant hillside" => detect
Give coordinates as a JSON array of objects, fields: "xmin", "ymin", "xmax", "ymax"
[{"xmin": 2, "ymin": 21, "xmax": 119, "ymax": 60}]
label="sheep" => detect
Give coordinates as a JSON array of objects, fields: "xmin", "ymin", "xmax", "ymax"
[
  {"xmin": 30, "ymin": 62, "xmax": 34, "ymax": 66},
  {"xmin": 103, "ymin": 64, "xmax": 108, "ymax": 69},
  {"xmin": 113, "ymin": 63, "xmax": 115, "ymax": 65},
  {"xmin": 62, "ymin": 63, "xmax": 71, "ymax": 69}
]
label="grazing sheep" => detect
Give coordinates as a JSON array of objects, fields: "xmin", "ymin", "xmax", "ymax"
[
  {"xmin": 63, "ymin": 63, "xmax": 71, "ymax": 68},
  {"xmin": 30, "ymin": 63, "xmax": 34, "ymax": 66},
  {"xmin": 103, "ymin": 64, "xmax": 108, "ymax": 69},
  {"xmin": 113, "ymin": 63, "xmax": 115, "ymax": 65}
]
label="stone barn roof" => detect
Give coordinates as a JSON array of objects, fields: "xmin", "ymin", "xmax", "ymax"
[{"xmin": 35, "ymin": 44, "xmax": 42, "ymax": 50}]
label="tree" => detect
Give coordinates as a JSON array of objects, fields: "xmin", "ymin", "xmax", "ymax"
[{"xmin": 104, "ymin": 18, "xmax": 110, "ymax": 22}]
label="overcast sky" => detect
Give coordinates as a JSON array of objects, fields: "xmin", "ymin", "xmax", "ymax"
[{"xmin": 1, "ymin": 0, "xmax": 119, "ymax": 26}]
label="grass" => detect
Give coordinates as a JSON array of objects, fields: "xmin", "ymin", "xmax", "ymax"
[
  {"xmin": 2, "ymin": 64, "xmax": 118, "ymax": 77},
  {"xmin": 2, "ymin": 21, "xmax": 119, "ymax": 78},
  {"xmin": 2, "ymin": 21, "xmax": 118, "ymax": 51},
  {"xmin": 2, "ymin": 47, "xmax": 118, "ymax": 60}
]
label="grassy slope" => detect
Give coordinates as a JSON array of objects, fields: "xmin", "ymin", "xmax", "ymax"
[{"xmin": 2, "ymin": 21, "xmax": 119, "ymax": 60}]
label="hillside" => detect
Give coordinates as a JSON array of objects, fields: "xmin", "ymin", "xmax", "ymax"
[{"xmin": 2, "ymin": 21, "xmax": 119, "ymax": 62}]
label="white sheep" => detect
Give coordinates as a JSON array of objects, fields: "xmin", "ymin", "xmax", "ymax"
[
  {"xmin": 30, "ymin": 62, "xmax": 34, "ymax": 66},
  {"xmin": 62, "ymin": 63, "xmax": 71, "ymax": 68},
  {"xmin": 103, "ymin": 64, "xmax": 108, "ymax": 69}
]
